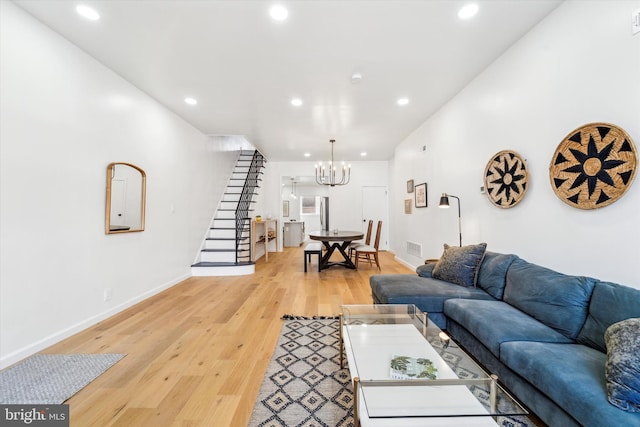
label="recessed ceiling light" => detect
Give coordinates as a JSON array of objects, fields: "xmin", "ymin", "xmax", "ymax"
[
  {"xmin": 397, "ymin": 98, "xmax": 410, "ymax": 106},
  {"xmin": 458, "ymin": 4, "xmax": 479, "ymax": 20},
  {"xmin": 351, "ymin": 73, "xmax": 363, "ymax": 84},
  {"xmin": 361, "ymin": 152, "xmax": 367, "ymax": 157},
  {"xmin": 304, "ymin": 153, "xmax": 311, "ymax": 157},
  {"xmin": 184, "ymin": 97, "xmax": 197, "ymax": 105},
  {"xmin": 76, "ymin": 5, "xmax": 100, "ymax": 21},
  {"xmin": 291, "ymin": 98, "xmax": 303, "ymax": 107},
  {"xmin": 269, "ymin": 5, "xmax": 288, "ymax": 21}
]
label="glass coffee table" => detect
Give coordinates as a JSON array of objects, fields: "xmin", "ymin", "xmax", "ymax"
[{"xmin": 340, "ymin": 304, "xmax": 528, "ymax": 426}]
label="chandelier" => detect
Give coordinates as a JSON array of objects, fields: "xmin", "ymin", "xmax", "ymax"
[{"xmin": 315, "ymin": 139, "xmax": 351, "ymax": 186}]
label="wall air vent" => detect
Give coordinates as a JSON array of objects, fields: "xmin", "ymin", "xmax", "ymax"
[{"xmin": 406, "ymin": 241, "xmax": 422, "ymax": 258}]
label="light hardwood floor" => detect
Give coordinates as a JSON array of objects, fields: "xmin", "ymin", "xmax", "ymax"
[{"xmin": 43, "ymin": 248, "xmax": 412, "ymax": 426}]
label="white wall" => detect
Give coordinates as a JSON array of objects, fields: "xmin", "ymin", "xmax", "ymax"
[
  {"xmin": 0, "ymin": 2, "xmax": 236, "ymax": 367},
  {"xmin": 390, "ymin": 0, "xmax": 640, "ymax": 288}
]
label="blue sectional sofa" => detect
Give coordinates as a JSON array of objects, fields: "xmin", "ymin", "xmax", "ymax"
[{"xmin": 370, "ymin": 251, "xmax": 640, "ymax": 427}]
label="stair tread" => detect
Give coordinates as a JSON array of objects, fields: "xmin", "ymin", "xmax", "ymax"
[
  {"xmin": 201, "ymin": 248, "xmax": 246, "ymax": 252},
  {"xmin": 213, "ymin": 217, "xmax": 250, "ymax": 220},
  {"xmin": 210, "ymin": 227, "xmax": 248, "ymax": 230},
  {"xmin": 205, "ymin": 237, "xmax": 247, "ymax": 241},
  {"xmin": 192, "ymin": 261, "xmax": 255, "ymax": 267},
  {"xmin": 223, "ymin": 196, "xmax": 259, "ymax": 199}
]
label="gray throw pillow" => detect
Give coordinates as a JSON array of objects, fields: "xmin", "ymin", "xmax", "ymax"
[
  {"xmin": 432, "ymin": 243, "xmax": 487, "ymax": 288},
  {"xmin": 605, "ymin": 318, "xmax": 640, "ymax": 413}
]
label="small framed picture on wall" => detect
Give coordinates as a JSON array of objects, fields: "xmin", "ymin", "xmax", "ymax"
[
  {"xmin": 407, "ymin": 179, "xmax": 414, "ymax": 193},
  {"xmin": 415, "ymin": 183, "xmax": 427, "ymax": 208},
  {"xmin": 404, "ymin": 199, "xmax": 412, "ymax": 214}
]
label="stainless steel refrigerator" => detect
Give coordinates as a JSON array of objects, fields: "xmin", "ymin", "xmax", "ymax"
[{"xmin": 320, "ymin": 197, "xmax": 329, "ymax": 231}]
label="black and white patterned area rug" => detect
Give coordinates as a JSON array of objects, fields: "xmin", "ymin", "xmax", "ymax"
[
  {"xmin": 249, "ymin": 319, "xmax": 538, "ymax": 427},
  {"xmin": 249, "ymin": 319, "xmax": 353, "ymax": 427},
  {"xmin": 0, "ymin": 353, "xmax": 125, "ymax": 404}
]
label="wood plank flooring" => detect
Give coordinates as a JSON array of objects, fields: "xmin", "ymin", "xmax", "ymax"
[{"xmin": 42, "ymin": 248, "xmax": 412, "ymax": 426}]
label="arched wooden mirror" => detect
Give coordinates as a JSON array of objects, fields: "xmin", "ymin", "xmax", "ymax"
[{"xmin": 105, "ymin": 162, "xmax": 146, "ymax": 234}]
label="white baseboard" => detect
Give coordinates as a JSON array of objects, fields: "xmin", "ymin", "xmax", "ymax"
[
  {"xmin": 0, "ymin": 273, "xmax": 190, "ymax": 369},
  {"xmin": 394, "ymin": 255, "xmax": 418, "ymax": 271}
]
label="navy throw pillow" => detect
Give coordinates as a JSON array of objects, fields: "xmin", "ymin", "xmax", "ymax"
[
  {"xmin": 432, "ymin": 243, "xmax": 487, "ymax": 288},
  {"xmin": 605, "ymin": 318, "xmax": 640, "ymax": 413},
  {"xmin": 416, "ymin": 263, "xmax": 435, "ymax": 278}
]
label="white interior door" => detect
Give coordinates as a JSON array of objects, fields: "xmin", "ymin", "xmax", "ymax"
[{"xmin": 362, "ymin": 186, "xmax": 388, "ymax": 250}]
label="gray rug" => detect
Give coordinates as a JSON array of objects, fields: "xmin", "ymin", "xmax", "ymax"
[
  {"xmin": 249, "ymin": 319, "xmax": 539, "ymax": 427},
  {"xmin": 0, "ymin": 353, "xmax": 125, "ymax": 404}
]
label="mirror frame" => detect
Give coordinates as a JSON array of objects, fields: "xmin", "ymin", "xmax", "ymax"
[{"xmin": 105, "ymin": 162, "xmax": 146, "ymax": 234}]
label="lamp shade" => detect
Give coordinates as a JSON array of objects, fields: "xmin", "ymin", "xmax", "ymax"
[{"xmin": 439, "ymin": 193, "xmax": 450, "ymax": 208}]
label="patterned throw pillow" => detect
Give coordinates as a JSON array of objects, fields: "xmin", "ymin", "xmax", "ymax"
[
  {"xmin": 605, "ymin": 318, "xmax": 640, "ymax": 413},
  {"xmin": 432, "ymin": 243, "xmax": 487, "ymax": 288}
]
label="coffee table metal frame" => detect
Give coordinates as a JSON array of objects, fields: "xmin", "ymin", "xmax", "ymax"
[{"xmin": 339, "ymin": 304, "xmax": 527, "ymax": 426}]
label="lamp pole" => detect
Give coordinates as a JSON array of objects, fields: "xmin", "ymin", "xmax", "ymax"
[
  {"xmin": 439, "ymin": 193, "xmax": 462, "ymax": 247},
  {"xmin": 448, "ymin": 194, "xmax": 462, "ymax": 247}
]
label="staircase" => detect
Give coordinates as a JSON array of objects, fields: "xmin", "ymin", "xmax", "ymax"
[{"xmin": 191, "ymin": 150, "xmax": 266, "ymax": 276}]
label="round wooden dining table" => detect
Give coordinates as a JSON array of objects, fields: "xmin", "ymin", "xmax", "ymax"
[{"xmin": 308, "ymin": 230, "xmax": 364, "ymax": 270}]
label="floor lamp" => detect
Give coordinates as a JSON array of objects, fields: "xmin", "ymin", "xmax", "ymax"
[{"xmin": 439, "ymin": 193, "xmax": 462, "ymax": 247}]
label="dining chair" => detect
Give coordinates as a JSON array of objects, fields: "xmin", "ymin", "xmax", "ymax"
[
  {"xmin": 354, "ymin": 220, "xmax": 382, "ymax": 270},
  {"xmin": 349, "ymin": 220, "xmax": 372, "ymax": 258}
]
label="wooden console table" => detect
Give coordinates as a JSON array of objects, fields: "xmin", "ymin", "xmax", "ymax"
[{"xmin": 250, "ymin": 219, "xmax": 278, "ymax": 262}]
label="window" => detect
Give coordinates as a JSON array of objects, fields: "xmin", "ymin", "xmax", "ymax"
[{"xmin": 300, "ymin": 196, "xmax": 319, "ymax": 215}]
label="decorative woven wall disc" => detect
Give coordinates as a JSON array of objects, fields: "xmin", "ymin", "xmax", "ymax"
[
  {"xmin": 483, "ymin": 150, "xmax": 529, "ymax": 208},
  {"xmin": 549, "ymin": 122, "xmax": 637, "ymax": 210}
]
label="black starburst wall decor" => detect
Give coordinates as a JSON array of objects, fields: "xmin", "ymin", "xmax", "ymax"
[
  {"xmin": 549, "ymin": 123, "xmax": 637, "ymax": 210},
  {"xmin": 484, "ymin": 150, "xmax": 529, "ymax": 208}
]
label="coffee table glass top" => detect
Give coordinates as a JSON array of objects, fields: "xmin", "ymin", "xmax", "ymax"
[{"xmin": 341, "ymin": 304, "xmax": 528, "ymax": 423}]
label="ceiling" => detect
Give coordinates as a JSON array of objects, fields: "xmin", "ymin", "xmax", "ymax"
[{"xmin": 13, "ymin": 0, "xmax": 562, "ymax": 162}]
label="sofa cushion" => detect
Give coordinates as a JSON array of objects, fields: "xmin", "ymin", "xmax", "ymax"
[
  {"xmin": 605, "ymin": 318, "xmax": 640, "ymax": 413},
  {"xmin": 416, "ymin": 263, "xmax": 435, "ymax": 278},
  {"xmin": 500, "ymin": 341, "xmax": 640, "ymax": 427},
  {"xmin": 432, "ymin": 243, "xmax": 487, "ymax": 287},
  {"xmin": 443, "ymin": 299, "xmax": 572, "ymax": 358},
  {"xmin": 369, "ymin": 274, "xmax": 495, "ymax": 318},
  {"xmin": 503, "ymin": 258, "xmax": 596, "ymax": 340},
  {"xmin": 577, "ymin": 281, "xmax": 640, "ymax": 353},
  {"xmin": 476, "ymin": 251, "xmax": 518, "ymax": 300}
]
